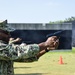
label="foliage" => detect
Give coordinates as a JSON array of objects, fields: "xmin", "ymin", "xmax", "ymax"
[{"xmin": 49, "ymin": 16, "xmax": 75, "ymax": 24}]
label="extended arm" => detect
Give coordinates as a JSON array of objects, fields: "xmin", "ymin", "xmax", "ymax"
[{"xmin": 36, "ymin": 36, "xmax": 59, "ymax": 59}]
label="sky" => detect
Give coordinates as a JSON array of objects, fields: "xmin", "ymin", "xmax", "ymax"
[{"xmin": 0, "ymin": 0, "xmax": 75, "ymax": 23}]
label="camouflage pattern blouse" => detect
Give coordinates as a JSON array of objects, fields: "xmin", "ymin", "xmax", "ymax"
[{"xmin": 0, "ymin": 40, "xmax": 40, "ymax": 75}]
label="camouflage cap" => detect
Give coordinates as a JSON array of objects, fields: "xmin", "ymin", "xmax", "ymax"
[{"xmin": 0, "ymin": 20, "xmax": 15, "ymax": 32}]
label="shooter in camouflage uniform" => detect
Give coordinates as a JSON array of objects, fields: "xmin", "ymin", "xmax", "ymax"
[{"xmin": 0, "ymin": 20, "xmax": 59, "ymax": 75}]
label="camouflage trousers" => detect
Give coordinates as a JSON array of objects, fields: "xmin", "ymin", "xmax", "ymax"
[{"xmin": 0, "ymin": 60, "xmax": 14, "ymax": 75}]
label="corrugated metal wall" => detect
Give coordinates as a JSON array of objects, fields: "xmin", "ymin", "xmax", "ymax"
[{"xmin": 8, "ymin": 23, "xmax": 72, "ymax": 30}]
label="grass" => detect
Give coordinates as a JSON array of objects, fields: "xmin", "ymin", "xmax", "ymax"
[{"xmin": 14, "ymin": 48, "xmax": 75, "ymax": 75}]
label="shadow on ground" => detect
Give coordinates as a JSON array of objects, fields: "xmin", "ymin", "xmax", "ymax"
[
  {"xmin": 14, "ymin": 67, "xmax": 31, "ymax": 69},
  {"xmin": 15, "ymin": 73, "xmax": 43, "ymax": 75}
]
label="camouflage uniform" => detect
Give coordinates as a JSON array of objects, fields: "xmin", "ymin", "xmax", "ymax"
[
  {"xmin": 0, "ymin": 40, "xmax": 14, "ymax": 75},
  {"xmin": 8, "ymin": 41, "xmax": 40, "ymax": 62},
  {"xmin": 0, "ymin": 40, "xmax": 39, "ymax": 75},
  {"xmin": 0, "ymin": 60, "xmax": 14, "ymax": 75},
  {"xmin": 0, "ymin": 20, "xmax": 40, "ymax": 75},
  {"xmin": 0, "ymin": 20, "xmax": 14, "ymax": 75}
]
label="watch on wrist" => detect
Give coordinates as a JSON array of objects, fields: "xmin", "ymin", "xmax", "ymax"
[{"xmin": 45, "ymin": 48, "xmax": 49, "ymax": 52}]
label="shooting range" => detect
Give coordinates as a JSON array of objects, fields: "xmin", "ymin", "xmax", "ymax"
[{"xmin": 9, "ymin": 23, "xmax": 72, "ymax": 50}]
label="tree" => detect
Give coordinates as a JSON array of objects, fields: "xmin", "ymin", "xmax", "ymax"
[{"xmin": 49, "ymin": 16, "xmax": 75, "ymax": 24}]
